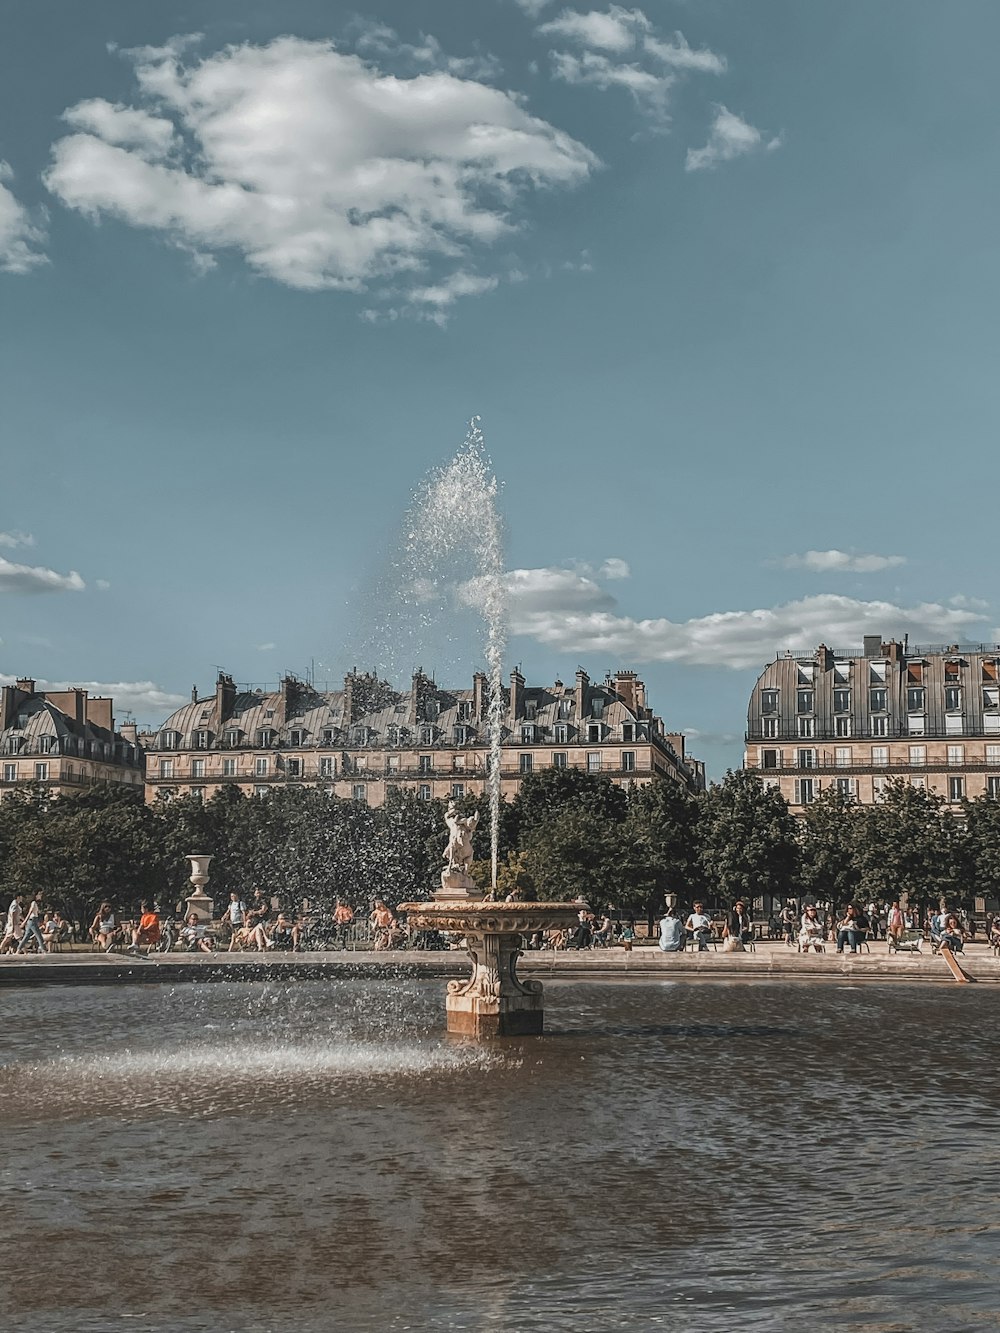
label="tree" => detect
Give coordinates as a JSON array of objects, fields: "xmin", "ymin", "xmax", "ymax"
[
  {"xmin": 697, "ymin": 770, "xmax": 800, "ymax": 907},
  {"xmin": 799, "ymin": 786, "xmax": 863, "ymax": 907},
  {"xmin": 520, "ymin": 806, "xmax": 627, "ymax": 906},
  {"xmin": 623, "ymin": 780, "xmax": 703, "ymax": 922},
  {"xmin": 958, "ymin": 794, "xmax": 1000, "ymax": 906},
  {"xmin": 854, "ymin": 778, "xmax": 963, "ymax": 911}
]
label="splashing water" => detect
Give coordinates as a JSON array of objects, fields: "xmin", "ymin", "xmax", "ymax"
[{"xmin": 405, "ymin": 419, "xmax": 507, "ymax": 888}]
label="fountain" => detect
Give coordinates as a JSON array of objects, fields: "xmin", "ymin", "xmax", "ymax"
[{"xmin": 398, "ymin": 422, "xmax": 580, "ymax": 1036}]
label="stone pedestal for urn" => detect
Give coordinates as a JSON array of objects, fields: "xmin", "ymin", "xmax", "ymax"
[
  {"xmin": 397, "ymin": 895, "xmax": 581, "ymax": 1037},
  {"xmin": 184, "ymin": 853, "xmax": 215, "ymax": 924}
]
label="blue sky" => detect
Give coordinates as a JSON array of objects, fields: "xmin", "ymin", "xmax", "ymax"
[{"xmin": 2, "ymin": 0, "xmax": 999, "ymax": 776}]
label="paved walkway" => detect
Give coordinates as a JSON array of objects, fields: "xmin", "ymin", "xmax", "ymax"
[{"xmin": 2, "ymin": 938, "xmax": 998, "ymax": 986}]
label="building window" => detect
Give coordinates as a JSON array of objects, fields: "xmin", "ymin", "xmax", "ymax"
[
  {"xmin": 420, "ymin": 726, "xmax": 434, "ymax": 745},
  {"xmin": 287, "ymin": 758, "xmax": 301, "ymax": 777},
  {"xmin": 194, "ymin": 730, "xmax": 210, "ymax": 750},
  {"xmin": 323, "ymin": 728, "xmax": 335, "ymax": 745},
  {"xmin": 835, "ymin": 716, "xmax": 852, "ymax": 737},
  {"xmin": 871, "ymin": 716, "xmax": 888, "ymax": 737},
  {"xmin": 559, "ymin": 699, "xmax": 573, "ymax": 719},
  {"xmin": 762, "ymin": 718, "xmax": 778, "ymax": 739},
  {"xmin": 418, "ymin": 755, "xmax": 432, "ymax": 775},
  {"xmin": 835, "ymin": 778, "xmax": 855, "ymax": 800},
  {"xmin": 225, "ymin": 730, "xmax": 241, "ymax": 747},
  {"xmin": 947, "ymin": 745, "xmax": 965, "ymax": 766},
  {"xmin": 520, "ymin": 725, "xmax": 535, "ymax": 744},
  {"xmin": 835, "ymin": 747, "xmax": 851, "ymax": 768},
  {"xmin": 3, "ymin": 763, "xmax": 16, "ymax": 782},
  {"xmin": 319, "ymin": 757, "xmax": 334, "ymax": 777},
  {"xmin": 192, "ymin": 759, "xmax": 205, "ymax": 778},
  {"xmin": 796, "ymin": 690, "xmax": 814, "ymax": 714},
  {"xmin": 519, "ymin": 753, "xmax": 533, "ymax": 774},
  {"xmin": 260, "ymin": 729, "xmax": 276, "ymax": 748},
  {"xmin": 587, "ymin": 724, "xmax": 601, "ymax": 742},
  {"xmin": 987, "ymin": 776, "xmax": 1000, "ymax": 800},
  {"xmin": 554, "ymin": 723, "xmax": 569, "ymax": 744},
  {"xmin": 986, "ymin": 745, "xmax": 1000, "ymax": 767},
  {"xmin": 948, "ymin": 776, "xmax": 965, "ymax": 802},
  {"xmin": 388, "ymin": 755, "xmax": 400, "ymax": 772},
  {"xmin": 872, "ymin": 746, "xmax": 889, "ymax": 766},
  {"xmin": 906, "ymin": 687, "xmax": 924, "ymax": 713},
  {"xmin": 418, "ymin": 784, "xmax": 431, "ymax": 800},
  {"xmin": 552, "ymin": 752, "xmax": 567, "ymax": 769},
  {"xmin": 907, "ymin": 714, "xmax": 925, "ymax": 735},
  {"xmin": 797, "ymin": 663, "xmax": 814, "ymax": 684},
  {"xmin": 622, "ymin": 723, "xmax": 634, "ymax": 742},
  {"xmin": 352, "ymin": 784, "xmax": 366, "ymax": 801},
  {"xmin": 35, "ymin": 762, "xmax": 48, "ymax": 781},
  {"xmin": 622, "ymin": 751, "xmax": 636, "ymax": 772},
  {"xmin": 451, "ymin": 782, "xmax": 465, "ymax": 799},
  {"xmin": 159, "ymin": 759, "xmax": 174, "ymax": 779},
  {"xmin": 761, "ymin": 749, "xmax": 779, "ymax": 770},
  {"xmin": 870, "ymin": 661, "xmax": 887, "ymax": 683},
  {"xmin": 160, "ymin": 731, "xmax": 177, "ymax": 750},
  {"xmin": 289, "ymin": 730, "xmax": 304, "ymax": 747},
  {"xmin": 761, "ymin": 690, "xmax": 779, "ymax": 715},
  {"xmin": 872, "ymin": 775, "xmax": 887, "ymax": 800},
  {"xmin": 255, "ymin": 757, "xmax": 268, "ymax": 777},
  {"xmin": 223, "ymin": 759, "xmax": 236, "ymax": 777},
  {"xmin": 797, "ymin": 748, "xmax": 815, "ymax": 769},
  {"xmin": 587, "ymin": 752, "xmax": 602, "ymax": 772},
  {"xmin": 191, "ymin": 787, "xmax": 205, "ymax": 803},
  {"xmin": 945, "ymin": 714, "xmax": 964, "ymax": 736},
  {"xmin": 909, "ymin": 745, "xmax": 926, "ymax": 766},
  {"xmin": 944, "ymin": 686, "xmax": 962, "ymax": 713},
  {"xmin": 37, "ymin": 736, "xmax": 52, "ymax": 756},
  {"xmin": 869, "ymin": 688, "xmax": 888, "ymax": 712},
  {"xmin": 797, "ymin": 717, "xmax": 815, "ymax": 738},
  {"xmin": 795, "ymin": 778, "xmax": 815, "ymax": 805},
  {"xmin": 833, "ymin": 689, "xmax": 851, "ymax": 713},
  {"xmin": 911, "ymin": 776, "xmax": 926, "ymax": 790},
  {"xmin": 454, "ymin": 726, "xmax": 468, "ymax": 745},
  {"xmin": 983, "ymin": 686, "xmax": 1000, "ymax": 711}
]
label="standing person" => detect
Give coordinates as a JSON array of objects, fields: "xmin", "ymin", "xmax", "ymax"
[
  {"xmin": 886, "ymin": 900, "xmax": 905, "ymax": 948},
  {"xmin": 685, "ymin": 902, "xmax": 713, "ymax": 952},
  {"xmin": 0, "ymin": 895, "xmax": 24, "ymax": 954},
  {"xmin": 658, "ymin": 906, "xmax": 684, "ymax": 953},
  {"xmin": 570, "ymin": 906, "xmax": 595, "ymax": 950},
  {"xmin": 332, "ymin": 899, "xmax": 355, "ymax": 950},
  {"xmin": 245, "ymin": 889, "xmax": 271, "ymax": 933},
  {"xmin": 780, "ymin": 902, "xmax": 798, "ymax": 946},
  {"xmin": 225, "ymin": 892, "xmax": 247, "ymax": 950},
  {"xmin": 15, "ymin": 896, "xmax": 45, "ymax": 954},
  {"xmin": 619, "ymin": 918, "xmax": 636, "ymax": 953}
]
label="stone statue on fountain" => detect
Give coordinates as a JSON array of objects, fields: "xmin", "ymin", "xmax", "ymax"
[{"xmin": 439, "ymin": 801, "xmax": 480, "ymax": 898}]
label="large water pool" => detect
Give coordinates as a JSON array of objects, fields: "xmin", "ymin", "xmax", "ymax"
[{"xmin": 0, "ymin": 978, "xmax": 996, "ymax": 1331}]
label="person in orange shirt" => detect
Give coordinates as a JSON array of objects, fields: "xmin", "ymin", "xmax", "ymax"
[{"xmin": 129, "ymin": 902, "xmax": 161, "ymax": 955}]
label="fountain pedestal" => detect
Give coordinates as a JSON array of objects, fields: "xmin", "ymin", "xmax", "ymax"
[{"xmin": 397, "ymin": 899, "xmax": 582, "ymax": 1037}]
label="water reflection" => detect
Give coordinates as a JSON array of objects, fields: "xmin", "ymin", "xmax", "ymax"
[{"xmin": 0, "ymin": 979, "xmax": 997, "ymax": 1332}]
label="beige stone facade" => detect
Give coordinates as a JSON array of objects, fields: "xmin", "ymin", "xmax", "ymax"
[
  {"xmin": 142, "ymin": 667, "xmax": 704, "ymax": 805},
  {"xmin": 744, "ymin": 637, "xmax": 1000, "ymax": 813},
  {"xmin": 0, "ymin": 677, "xmax": 145, "ymax": 798}
]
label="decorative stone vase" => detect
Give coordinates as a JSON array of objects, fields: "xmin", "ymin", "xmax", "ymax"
[
  {"xmin": 184, "ymin": 853, "xmax": 215, "ymax": 923},
  {"xmin": 397, "ymin": 900, "xmax": 582, "ymax": 1037}
]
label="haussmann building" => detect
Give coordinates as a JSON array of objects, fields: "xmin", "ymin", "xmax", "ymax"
[{"xmin": 744, "ymin": 635, "xmax": 1000, "ymax": 813}]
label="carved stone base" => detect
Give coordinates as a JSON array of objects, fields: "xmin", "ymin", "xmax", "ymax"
[
  {"xmin": 446, "ymin": 992, "xmax": 544, "ymax": 1037},
  {"xmin": 438, "ymin": 867, "xmax": 480, "ymax": 899},
  {"xmin": 444, "ymin": 929, "xmax": 545, "ymax": 1038}
]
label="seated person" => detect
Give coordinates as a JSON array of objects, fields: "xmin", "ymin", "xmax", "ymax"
[
  {"xmin": 266, "ymin": 912, "xmax": 301, "ymax": 951},
  {"xmin": 939, "ymin": 914, "xmax": 967, "ymax": 953},
  {"xmin": 332, "ymin": 899, "xmax": 355, "ymax": 949},
  {"xmin": 129, "ymin": 902, "xmax": 161, "ymax": 954},
  {"xmin": 658, "ymin": 909, "xmax": 685, "ymax": 952},
  {"xmin": 836, "ymin": 905, "xmax": 866, "ymax": 954},
  {"xmin": 685, "ymin": 902, "xmax": 713, "ymax": 951},
  {"xmin": 798, "ymin": 906, "xmax": 825, "ymax": 952},
  {"xmin": 370, "ymin": 900, "xmax": 396, "ymax": 950},
  {"xmin": 90, "ymin": 902, "xmax": 118, "ymax": 953},
  {"xmin": 179, "ymin": 913, "xmax": 215, "ymax": 953},
  {"xmin": 592, "ymin": 914, "xmax": 613, "ymax": 947}
]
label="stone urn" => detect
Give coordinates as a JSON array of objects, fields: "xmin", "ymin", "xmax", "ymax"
[
  {"xmin": 397, "ymin": 898, "xmax": 582, "ymax": 1037},
  {"xmin": 184, "ymin": 853, "xmax": 214, "ymax": 924}
]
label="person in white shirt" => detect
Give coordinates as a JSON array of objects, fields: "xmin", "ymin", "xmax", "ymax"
[
  {"xmin": 685, "ymin": 902, "xmax": 712, "ymax": 952},
  {"xmin": 658, "ymin": 908, "xmax": 684, "ymax": 952},
  {"xmin": 0, "ymin": 895, "xmax": 24, "ymax": 953},
  {"xmin": 798, "ymin": 905, "xmax": 825, "ymax": 953}
]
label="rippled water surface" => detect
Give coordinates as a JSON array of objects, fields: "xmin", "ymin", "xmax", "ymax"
[{"xmin": 0, "ymin": 979, "xmax": 997, "ymax": 1332}]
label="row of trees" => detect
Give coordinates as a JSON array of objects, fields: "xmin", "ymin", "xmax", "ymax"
[{"xmin": 1, "ymin": 769, "xmax": 999, "ymax": 926}]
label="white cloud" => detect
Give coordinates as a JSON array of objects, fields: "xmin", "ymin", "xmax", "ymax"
[
  {"xmin": 540, "ymin": 7, "xmax": 649, "ymax": 53},
  {"xmin": 46, "ymin": 35, "xmax": 596, "ymax": 304},
  {"xmin": 686, "ymin": 105, "xmax": 781, "ymax": 172},
  {"xmin": 598, "ymin": 557, "xmax": 630, "ymax": 580},
  {"xmin": 409, "ymin": 270, "xmax": 500, "ymax": 314},
  {"xmin": 540, "ymin": 10, "xmax": 724, "ymax": 125},
  {"xmin": 0, "ymin": 531, "xmax": 36, "ymax": 549},
  {"xmin": 256, "ymin": 642, "xmax": 276, "ymax": 652},
  {"xmin": 95, "ymin": 579, "xmax": 112, "ymax": 591},
  {"xmin": 782, "ymin": 549, "xmax": 907, "ymax": 574},
  {"xmin": 0, "ymin": 162, "xmax": 47, "ymax": 273},
  {"xmin": 0, "ymin": 557, "xmax": 85, "ymax": 595},
  {"xmin": 949, "ymin": 594, "xmax": 989, "ymax": 610},
  {"xmin": 506, "ymin": 567, "xmax": 990, "ymax": 668},
  {"xmin": 351, "ymin": 22, "xmax": 502, "ymax": 81},
  {"xmin": 0, "ymin": 674, "xmax": 185, "ymax": 720}
]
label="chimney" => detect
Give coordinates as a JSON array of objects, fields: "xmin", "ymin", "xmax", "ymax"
[
  {"xmin": 15, "ymin": 677, "xmax": 36, "ymax": 695},
  {"xmin": 816, "ymin": 643, "xmax": 833, "ymax": 671},
  {"xmin": 120, "ymin": 722, "xmax": 138, "ymax": 744},
  {"xmin": 882, "ymin": 640, "xmax": 904, "ymax": 663},
  {"xmin": 191, "ymin": 684, "xmax": 199, "ymax": 703},
  {"xmin": 86, "ymin": 696, "xmax": 114, "ymax": 733},
  {"xmin": 575, "ymin": 667, "xmax": 590, "ymax": 722},
  {"xmin": 344, "ymin": 671, "xmax": 357, "ymax": 725},
  {"xmin": 863, "ymin": 635, "xmax": 882, "ymax": 658},
  {"xmin": 472, "ymin": 671, "xmax": 488, "ymax": 722},
  {"xmin": 215, "ymin": 672, "xmax": 237, "ymax": 724},
  {"xmin": 280, "ymin": 675, "xmax": 294, "ymax": 724},
  {"xmin": 508, "ymin": 667, "xmax": 524, "ymax": 725},
  {"xmin": 408, "ymin": 669, "xmax": 435, "ymax": 726},
  {"xmin": 613, "ymin": 670, "xmax": 637, "ymax": 712}
]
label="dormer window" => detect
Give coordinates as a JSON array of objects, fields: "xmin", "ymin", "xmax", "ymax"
[
  {"xmin": 37, "ymin": 736, "xmax": 53, "ymax": 755},
  {"xmin": 554, "ymin": 723, "xmax": 568, "ymax": 744},
  {"xmin": 588, "ymin": 723, "xmax": 602, "ymax": 742},
  {"xmin": 16, "ymin": 713, "xmax": 29, "ymax": 730},
  {"xmin": 289, "ymin": 729, "xmax": 305, "ymax": 747},
  {"xmin": 524, "ymin": 700, "xmax": 537, "ymax": 721},
  {"xmin": 387, "ymin": 726, "xmax": 400, "ymax": 746},
  {"xmin": 259, "ymin": 728, "xmax": 276, "ymax": 747},
  {"xmin": 323, "ymin": 728, "xmax": 335, "ymax": 745},
  {"xmin": 265, "ymin": 709, "xmax": 275, "ymax": 720},
  {"xmin": 454, "ymin": 725, "xmax": 468, "ymax": 744},
  {"xmin": 424, "ymin": 699, "xmax": 439, "ymax": 722},
  {"xmin": 591, "ymin": 697, "xmax": 605, "ymax": 720},
  {"xmin": 621, "ymin": 723, "xmax": 634, "ymax": 742},
  {"xmin": 458, "ymin": 701, "xmax": 472, "ymax": 721},
  {"xmin": 520, "ymin": 724, "xmax": 536, "ymax": 743},
  {"xmin": 420, "ymin": 726, "xmax": 434, "ymax": 745},
  {"xmin": 194, "ymin": 729, "xmax": 210, "ymax": 750},
  {"xmin": 160, "ymin": 730, "xmax": 178, "ymax": 750},
  {"xmin": 224, "ymin": 730, "xmax": 241, "ymax": 748},
  {"xmin": 558, "ymin": 699, "xmax": 573, "ymax": 719}
]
